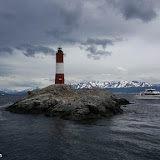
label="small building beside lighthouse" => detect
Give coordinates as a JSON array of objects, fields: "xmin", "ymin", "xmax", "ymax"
[{"xmin": 55, "ymin": 46, "xmax": 64, "ymax": 84}]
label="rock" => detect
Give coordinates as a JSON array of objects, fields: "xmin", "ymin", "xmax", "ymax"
[
  {"xmin": 117, "ymin": 98, "xmax": 130, "ymax": 105},
  {"xmin": 6, "ymin": 84, "xmax": 129, "ymax": 120}
]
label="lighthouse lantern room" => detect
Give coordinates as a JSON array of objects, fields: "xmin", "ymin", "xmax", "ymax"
[{"xmin": 55, "ymin": 46, "xmax": 64, "ymax": 84}]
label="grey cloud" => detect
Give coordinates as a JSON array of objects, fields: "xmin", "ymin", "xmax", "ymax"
[
  {"xmin": 81, "ymin": 37, "xmax": 120, "ymax": 59},
  {"xmin": 0, "ymin": 11, "xmax": 15, "ymax": 20},
  {"xmin": 0, "ymin": 64, "xmax": 13, "ymax": 76},
  {"xmin": 0, "ymin": 78, "xmax": 43, "ymax": 89},
  {"xmin": 56, "ymin": 5, "xmax": 81, "ymax": 28},
  {"xmin": 0, "ymin": 47, "xmax": 14, "ymax": 55},
  {"xmin": 46, "ymin": 29, "xmax": 69, "ymax": 39},
  {"xmin": 0, "ymin": 0, "xmax": 158, "ymax": 51},
  {"xmin": 0, "ymin": 0, "xmax": 82, "ymax": 47},
  {"xmin": 45, "ymin": 4, "xmax": 81, "ymax": 45},
  {"xmin": 0, "ymin": 44, "xmax": 56, "ymax": 57},
  {"xmin": 82, "ymin": 38, "xmax": 122, "ymax": 48},
  {"xmin": 46, "ymin": 29, "xmax": 81, "ymax": 44},
  {"xmin": 15, "ymin": 44, "xmax": 56, "ymax": 57},
  {"xmin": 10, "ymin": 81, "xmax": 43, "ymax": 88},
  {"xmin": 45, "ymin": 8, "xmax": 80, "ymax": 40},
  {"xmin": 107, "ymin": 0, "xmax": 157, "ymax": 22},
  {"xmin": 85, "ymin": 45, "xmax": 111, "ymax": 60}
]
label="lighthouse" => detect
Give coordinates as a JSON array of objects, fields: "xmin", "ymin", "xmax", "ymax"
[{"xmin": 55, "ymin": 46, "xmax": 64, "ymax": 84}]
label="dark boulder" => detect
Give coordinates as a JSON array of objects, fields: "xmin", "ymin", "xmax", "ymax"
[{"xmin": 117, "ymin": 98, "xmax": 130, "ymax": 105}]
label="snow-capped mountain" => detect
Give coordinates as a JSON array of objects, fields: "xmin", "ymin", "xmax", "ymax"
[{"xmin": 70, "ymin": 81, "xmax": 153, "ymax": 90}]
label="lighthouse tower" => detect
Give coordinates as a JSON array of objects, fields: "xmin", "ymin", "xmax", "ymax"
[{"xmin": 55, "ymin": 46, "xmax": 64, "ymax": 84}]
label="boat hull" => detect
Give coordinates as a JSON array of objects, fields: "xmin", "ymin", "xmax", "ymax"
[{"xmin": 135, "ymin": 95, "xmax": 160, "ymax": 100}]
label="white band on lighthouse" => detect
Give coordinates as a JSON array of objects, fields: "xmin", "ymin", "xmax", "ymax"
[{"xmin": 56, "ymin": 63, "xmax": 64, "ymax": 73}]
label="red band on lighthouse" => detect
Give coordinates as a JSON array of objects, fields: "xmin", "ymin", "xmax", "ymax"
[{"xmin": 55, "ymin": 46, "xmax": 64, "ymax": 84}]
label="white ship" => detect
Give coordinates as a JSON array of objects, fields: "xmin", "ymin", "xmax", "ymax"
[{"xmin": 135, "ymin": 89, "xmax": 160, "ymax": 99}]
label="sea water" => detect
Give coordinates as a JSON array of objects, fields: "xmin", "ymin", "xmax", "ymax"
[{"xmin": 0, "ymin": 94, "xmax": 160, "ymax": 160}]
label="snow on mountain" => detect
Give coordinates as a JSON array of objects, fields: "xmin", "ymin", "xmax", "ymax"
[{"xmin": 70, "ymin": 81, "xmax": 153, "ymax": 90}]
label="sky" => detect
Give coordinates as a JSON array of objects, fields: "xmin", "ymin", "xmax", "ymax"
[{"xmin": 1, "ymin": 0, "xmax": 160, "ymax": 90}]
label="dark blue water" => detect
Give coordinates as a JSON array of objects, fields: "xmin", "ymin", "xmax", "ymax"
[{"xmin": 0, "ymin": 94, "xmax": 160, "ymax": 160}]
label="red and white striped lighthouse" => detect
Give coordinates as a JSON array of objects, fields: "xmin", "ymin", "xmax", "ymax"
[{"xmin": 55, "ymin": 46, "xmax": 64, "ymax": 84}]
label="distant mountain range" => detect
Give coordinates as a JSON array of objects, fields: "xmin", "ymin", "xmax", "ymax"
[
  {"xmin": 70, "ymin": 81, "xmax": 153, "ymax": 89},
  {"xmin": 0, "ymin": 87, "xmax": 39, "ymax": 95},
  {"xmin": 1, "ymin": 81, "xmax": 160, "ymax": 94},
  {"xmin": 70, "ymin": 81, "xmax": 160, "ymax": 93}
]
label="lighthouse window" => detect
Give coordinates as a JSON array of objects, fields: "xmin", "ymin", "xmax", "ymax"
[{"xmin": 59, "ymin": 78, "xmax": 62, "ymax": 80}]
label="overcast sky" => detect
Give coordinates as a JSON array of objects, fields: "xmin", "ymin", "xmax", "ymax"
[{"xmin": 1, "ymin": 0, "xmax": 160, "ymax": 90}]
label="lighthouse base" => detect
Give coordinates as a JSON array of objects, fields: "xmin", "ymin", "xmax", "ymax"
[{"xmin": 55, "ymin": 74, "xmax": 64, "ymax": 84}]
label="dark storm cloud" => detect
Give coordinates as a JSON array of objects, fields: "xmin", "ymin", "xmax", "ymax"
[
  {"xmin": 82, "ymin": 38, "xmax": 122, "ymax": 48},
  {"xmin": 0, "ymin": 47, "xmax": 14, "ymax": 55},
  {"xmin": 0, "ymin": 11, "xmax": 15, "ymax": 20},
  {"xmin": 107, "ymin": 0, "xmax": 157, "ymax": 22},
  {"xmin": 15, "ymin": 44, "xmax": 56, "ymax": 57},
  {"xmin": 46, "ymin": 29, "xmax": 69, "ymax": 39},
  {"xmin": 0, "ymin": 0, "xmax": 159, "ymax": 50},
  {"xmin": 80, "ymin": 37, "xmax": 120, "ymax": 59},
  {"xmin": 85, "ymin": 45, "xmax": 111, "ymax": 60},
  {"xmin": 82, "ymin": 38, "xmax": 113, "ymax": 48},
  {"xmin": 0, "ymin": 0, "xmax": 82, "ymax": 47},
  {"xmin": 0, "ymin": 44, "xmax": 55, "ymax": 57},
  {"xmin": 0, "ymin": 0, "xmax": 159, "ymax": 60},
  {"xmin": 46, "ymin": 29, "xmax": 81, "ymax": 44}
]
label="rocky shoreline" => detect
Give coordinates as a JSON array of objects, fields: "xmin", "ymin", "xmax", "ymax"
[{"xmin": 6, "ymin": 84, "xmax": 130, "ymax": 121}]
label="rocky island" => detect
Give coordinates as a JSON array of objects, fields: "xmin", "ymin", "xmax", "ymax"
[{"xmin": 6, "ymin": 85, "xmax": 129, "ymax": 120}]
